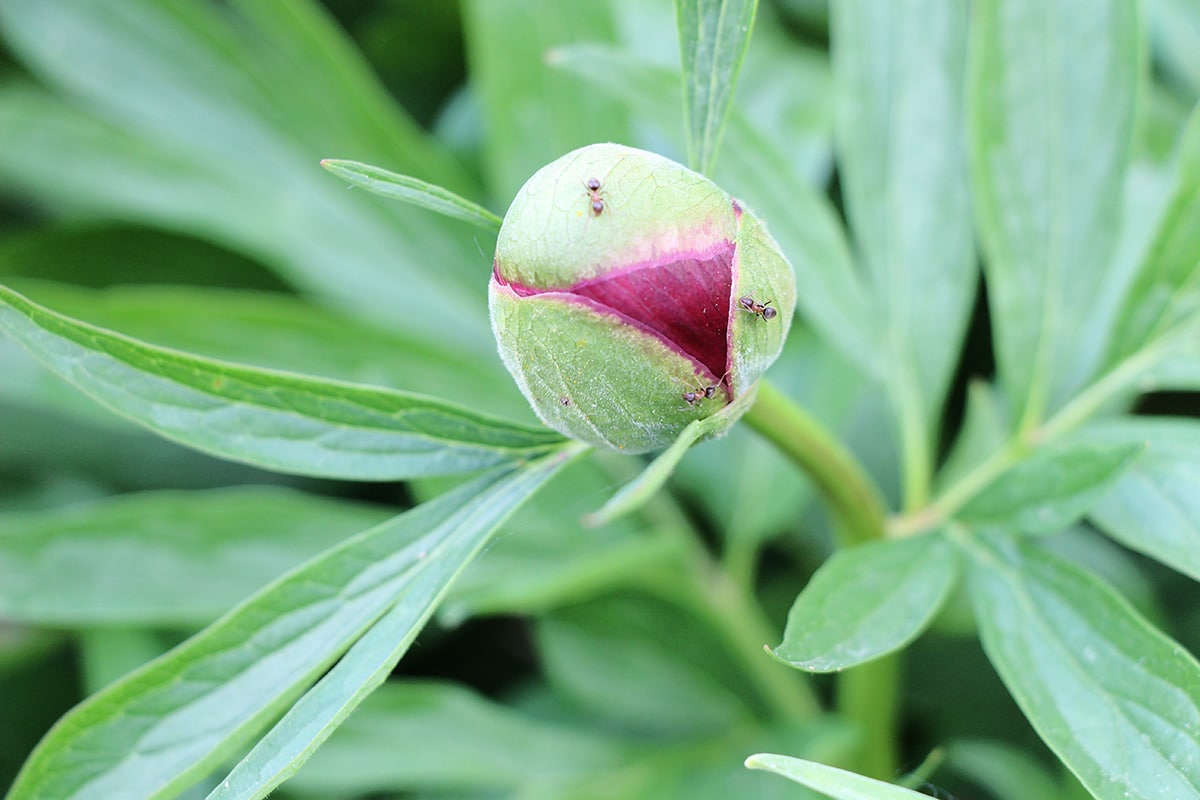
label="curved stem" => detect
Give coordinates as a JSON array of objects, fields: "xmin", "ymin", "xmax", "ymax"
[{"xmin": 742, "ymin": 380, "xmax": 888, "ymax": 547}]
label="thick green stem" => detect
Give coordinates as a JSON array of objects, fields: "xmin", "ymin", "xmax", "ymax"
[
  {"xmin": 742, "ymin": 380, "xmax": 888, "ymax": 547},
  {"xmin": 837, "ymin": 656, "xmax": 900, "ymax": 780}
]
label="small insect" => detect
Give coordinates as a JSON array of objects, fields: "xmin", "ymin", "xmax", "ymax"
[
  {"xmin": 681, "ymin": 384, "xmax": 718, "ymax": 407},
  {"xmin": 584, "ymin": 177, "xmax": 606, "ymax": 216},
  {"xmin": 559, "ymin": 396, "xmax": 572, "ymax": 407},
  {"xmin": 739, "ymin": 295, "xmax": 777, "ymax": 320}
]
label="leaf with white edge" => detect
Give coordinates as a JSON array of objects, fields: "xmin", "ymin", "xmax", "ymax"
[
  {"xmin": 676, "ymin": 0, "xmax": 759, "ymax": 175},
  {"xmin": 8, "ymin": 447, "xmax": 578, "ymax": 800},
  {"xmin": 745, "ymin": 754, "xmax": 932, "ymax": 799},
  {"xmin": 0, "ymin": 487, "xmax": 391, "ymax": 626},
  {"xmin": 1083, "ymin": 417, "xmax": 1200, "ymax": 583},
  {"xmin": 968, "ymin": 0, "xmax": 1141, "ymax": 425},
  {"xmin": 958, "ymin": 439, "xmax": 1143, "ymax": 536},
  {"xmin": 0, "ymin": 284, "xmax": 564, "ymax": 480},
  {"xmin": 959, "ymin": 529, "xmax": 1200, "ymax": 800},
  {"xmin": 770, "ymin": 532, "xmax": 957, "ymax": 672},
  {"xmin": 320, "ymin": 159, "xmax": 502, "ymax": 231},
  {"xmin": 584, "ymin": 387, "xmax": 757, "ymax": 526}
]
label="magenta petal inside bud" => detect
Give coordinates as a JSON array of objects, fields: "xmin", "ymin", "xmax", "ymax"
[{"xmin": 497, "ymin": 241, "xmax": 735, "ymax": 385}]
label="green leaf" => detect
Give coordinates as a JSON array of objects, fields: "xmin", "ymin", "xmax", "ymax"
[
  {"xmin": 0, "ymin": 0, "xmax": 492, "ymax": 348},
  {"xmin": 281, "ymin": 681, "xmax": 627, "ymax": 796},
  {"xmin": 8, "ymin": 449, "xmax": 576, "ymax": 800},
  {"xmin": 935, "ymin": 380, "xmax": 1009, "ymax": 491},
  {"xmin": 549, "ymin": 45, "xmax": 877, "ymax": 372},
  {"xmin": 745, "ymin": 754, "xmax": 932, "ymax": 799},
  {"xmin": 960, "ymin": 529, "xmax": 1200, "ymax": 800},
  {"xmin": 770, "ymin": 532, "xmax": 958, "ymax": 672},
  {"xmin": 675, "ymin": 0, "xmax": 759, "ymax": 175},
  {"xmin": 1108, "ymin": 109, "xmax": 1200, "ymax": 363},
  {"xmin": 320, "ymin": 159, "xmax": 502, "ymax": 231},
  {"xmin": 0, "ymin": 284, "xmax": 563, "ymax": 479},
  {"xmin": 958, "ymin": 439, "xmax": 1143, "ymax": 536},
  {"xmin": 0, "ymin": 487, "xmax": 391, "ymax": 626},
  {"xmin": 1083, "ymin": 417, "xmax": 1200, "ymax": 582},
  {"xmin": 832, "ymin": 0, "xmax": 974, "ymax": 458},
  {"xmin": 461, "ymin": 0, "xmax": 631, "ymax": 200},
  {"xmin": 538, "ymin": 592, "xmax": 762, "ymax": 737},
  {"xmin": 1, "ymin": 280, "xmax": 532, "ymax": 423},
  {"xmin": 968, "ymin": 0, "xmax": 1142, "ymax": 426}
]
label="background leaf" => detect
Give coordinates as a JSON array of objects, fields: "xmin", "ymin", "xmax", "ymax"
[
  {"xmin": 832, "ymin": 0, "xmax": 974, "ymax": 496},
  {"xmin": 1107, "ymin": 109, "xmax": 1200, "ymax": 363},
  {"xmin": 461, "ymin": 0, "xmax": 631, "ymax": 200},
  {"xmin": 771, "ymin": 532, "xmax": 957, "ymax": 672},
  {"xmin": 0, "ymin": 487, "xmax": 390, "ymax": 626},
  {"xmin": 0, "ymin": 0, "xmax": 494, "ymax": 348},
  {"xmin": 968, "ymin": 0, "xmax": 1141, "ymax": 427},
  {"xmin": 962, "ymin": 529, "xmax": 1200, "ymax": 800},
  {"xmin": 0, "ymin": 285, "xmax": 562, "ymax": 480},
  {"xmin": 675, "ymin": 0, "xmax": 759, "ymax": 175},
  {"xmin": 957, "ymin": 439, "xmax": 1143, "ymax": 536},
  {"xmin": 283, "ymin": 681, "xmax": 629, "ymax": 796},
  {"xmin": 8, "ymin": 450, "xmax": 574, "ymax": 800},
  {"xmin": 1084, "ymin": 417, "xmax": 1200, "ymax": 582}
]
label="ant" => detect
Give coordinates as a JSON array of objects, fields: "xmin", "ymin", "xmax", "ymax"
[
  {"xmin": 676, "ymin": 372, "xmax": 727, "ymax": 407},
  {"xmin": 739, "ymin": 295, "xmax": 777, "ymax": 320},
  {"xmin": 681, "ymin": 384, "xmax": 717, "ymax": 407},
  {"xmin": 583, "ymin": 177, "xmax": 606, "ymax": 216}
]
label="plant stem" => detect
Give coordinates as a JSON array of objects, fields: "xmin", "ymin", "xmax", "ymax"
[
  {"xmin": 837, "ymin": 656, "xmax": 900, "ymax": 780},
  {"xmin": 742, "ymin": 379, "xmax": 897, "ymax": 777},
  {"xmin": 742, "ymin": 380, "xmax": 888, "ymax": 547}
]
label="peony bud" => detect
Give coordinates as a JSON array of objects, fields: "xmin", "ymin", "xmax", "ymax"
[{"xmin": 490, "ymin": 143, "xmax": 795, "ymax": 453}]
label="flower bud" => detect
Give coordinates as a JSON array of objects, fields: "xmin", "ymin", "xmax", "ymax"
[{"xmin": 490, "ymin": 143, "xmax": 795, "ymax": 453}]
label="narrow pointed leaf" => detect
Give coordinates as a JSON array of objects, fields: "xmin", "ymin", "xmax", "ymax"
[
  {"xmin": 1108, "ymin": 109, "xmax": 1200, "ymax": 362},
  {"xmin": 0, "ymin": 487, "xmax": 391, "ymax": 626},
  {"xmin": 968, "ymin": 0, "xmax": 1141, "ymax": 425},
  {"xmin": 584, "ymin": 387, "xmax": 756, "ymax": 526},
  {"xmin": 745, "ymin": 754, "xmax": 932, "ymax": 799},
  {"xmin": 961, "ymin": 530, "xmax": 1200, "ymax": 800},
  {"xmin": 958, "ymin": 439, "xmax": 1143, "ymax": 536},
  {"xmin": 1084, "ymin": 417, "xmax": 1200, "ymax": 582},
  {"xmin": 770, "ymin": 532, "xmax": 957, "ymax": 672},
  {"xmin": 833, "ymin": 0, "xmax": 974, "ymax": 441},
  {"xmin": 9, "ymin": 449, "xmax": 575, "ymax": 800},
  {"xmin": 0, "ymin": 285, "xmax": 563, "ymax": 480},
  {"xmin": 676, "ymin": 0, "xmax": 759, "ymax": 175},
  {"xmin": 320, "ymin": 159, "xmax": 502, "ymax": 231},
  {"xmin": 209, "ymin": 452, "xmax": 581, "ymax": 800}
]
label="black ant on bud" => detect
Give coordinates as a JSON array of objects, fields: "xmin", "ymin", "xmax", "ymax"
[
  {"xmin": 675, "ymin": 373, "xmax": 727, "ymax": 408},
  {"xmin": 681, "ymin": 384, "xmax": 718, "ymax": 407},
  {"xmin": 584, "ymin": 177, "xmax": 606, "ymax": 216},
  {"xmin": 739, "ymin": 295, "xmax": 777, "ymax": 320}
]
